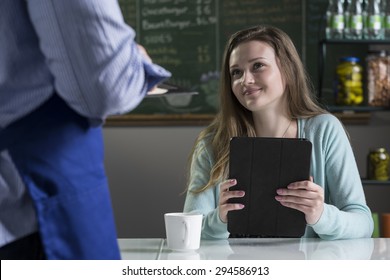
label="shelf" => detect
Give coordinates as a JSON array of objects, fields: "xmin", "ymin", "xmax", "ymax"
[
  {"xmin": 325, "ymin": 106, "xmax": 390, "ymax": 113},
  {"xmin": 332, "ymin": 112, "xmax": 371, "ymax": 124},
  {"xmin": 320, "ymin": 39, "xmax": 390, "ymax": 45},
  {"xmin": 362, "ymin": 179, "xmax": 390, "ymax": 185},
  {"xmin": 327, "ymin": 106, "xmax": 390, "ymax": 123}
]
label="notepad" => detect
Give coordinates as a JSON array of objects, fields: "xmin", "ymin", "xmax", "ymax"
[{"xmin": 228, "ymin": 137, "xmax": 312, "ymax": 238}]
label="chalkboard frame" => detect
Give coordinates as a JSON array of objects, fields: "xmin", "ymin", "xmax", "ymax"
[{"xmin": 106, "ymin": 113, "xmax": 214, "ymax": 126}]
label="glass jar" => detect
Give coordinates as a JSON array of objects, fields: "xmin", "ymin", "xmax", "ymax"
[
  {"xmin": 335, "ymin": 56, "xmax": 364, "ymax": 106},
  {"xmin": 366, "ymin": 50, "xmax": 390, "ymax": 107},
  {"xmin": 367, "ymin": 148, "xmax": 390, "ymax": 181}
]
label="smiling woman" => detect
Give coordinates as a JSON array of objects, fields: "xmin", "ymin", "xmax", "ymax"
[
  {"xmin": 182, "ymin": 25, "xmax": 373, "ymax": 241},
  {"xmin": 229, "ymin": 40, "xmax": 286, "ymax": 122}
]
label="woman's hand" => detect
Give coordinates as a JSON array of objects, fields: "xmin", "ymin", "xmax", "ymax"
[
  {"xmin": 275, "ymin": 177, "xmax": 324, "ymax": 225},
  {"xmin": 218, "ymin": 179, "xmax": 245, "ymax": 223}
]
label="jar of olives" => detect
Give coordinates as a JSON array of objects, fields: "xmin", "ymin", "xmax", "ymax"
[
  {"xmin": 367, "ymin": 148, "xmax": 390, "ymax": 181},
  {"xmin": 335, "ymin": 56, "xmax": 364, "ymax": 106}
]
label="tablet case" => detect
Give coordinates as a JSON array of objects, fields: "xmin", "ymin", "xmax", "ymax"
[{"xmin": 228, "ymin": 137, "xmax": 312, "ymax": 237}]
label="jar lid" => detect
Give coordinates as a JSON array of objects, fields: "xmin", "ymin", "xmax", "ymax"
[
  {"xmin": 367, "ymin": 50, "xmax": 387, "ymax": 56},
  {"xmin": 370, "ymin": 147, "xmax": 387, "ymax": 153},
  {"xmin": 339, "ymin": 56, "xmax": 360, "ymax": 63}
]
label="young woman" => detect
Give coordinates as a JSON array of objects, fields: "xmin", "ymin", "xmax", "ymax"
[{"xmin": 183, "ymin": 25, "xmax": 373, "ymax": 240}]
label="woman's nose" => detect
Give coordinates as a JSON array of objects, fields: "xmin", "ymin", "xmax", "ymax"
[{"xmin": 240, "ymin": 71, "xmax": 254, "ymax": 85}]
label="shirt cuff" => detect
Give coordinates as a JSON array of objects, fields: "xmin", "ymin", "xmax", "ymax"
[{"xmin": 143, "ymin": 61, "xmax": 171, "ymax": 91}]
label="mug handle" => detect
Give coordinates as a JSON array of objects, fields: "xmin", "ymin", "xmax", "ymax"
[{"xmin": 183, "ymin": 220, "xmax": 190, "ymax": 247}]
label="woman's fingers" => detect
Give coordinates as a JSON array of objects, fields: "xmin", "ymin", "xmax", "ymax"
[
  {"xmin": 275, "ymin": 179, "xmax": 324, "ymax": 225},
  {"xmin": 219, "ymin": 179, "xmax": 245, "ymax": 203},
  {"xmin": 218, "ymin": 179, "xmax": 245, "ymax": 222},
  {"xmin": 219, "ymin": 202, "xmax": 245, "ymax": 223},
  {"xmin": 220, "ymin": 179, "xmax": 237, "ymax": 191},
  {"xmin": 220, "ymin": 190, "xmax": 245, "ymax": 204}
]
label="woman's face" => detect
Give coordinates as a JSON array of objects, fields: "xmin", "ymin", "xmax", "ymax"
[{"xmin": 229, "ymin": 40, "xmax": 286, "ymax": 113}]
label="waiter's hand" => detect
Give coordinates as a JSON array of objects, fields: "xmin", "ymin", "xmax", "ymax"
[
  {"xmin": 275, "ymin": 176, "xmax": 324, "ymax": 225},
  {"xmin": 137, "ymin": 44, "xmax": 152, "ymax": 63},
  {"xmin": 218, "ymin": 179, "xmax": 245, "ymax": 223},
  {"xmin": 137, "ymin": 44, "xmax": 159, "ymax": 94}
]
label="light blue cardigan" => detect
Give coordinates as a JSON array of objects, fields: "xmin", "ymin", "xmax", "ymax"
[{"xmin": 183, "ymin": 114, "xmax": 374, "ymax": 240}]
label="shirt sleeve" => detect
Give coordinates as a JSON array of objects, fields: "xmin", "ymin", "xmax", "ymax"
[
  {"xmin": 308, "ymin": 115, "xmax": 374, "ymax": 239},
  {"xmin": 183, "ymin": 139, "xmax": 229, "ymax": 240},
  {"xmin": 26, "ymin": 0, "xmax": 171, "ymax": 122}
]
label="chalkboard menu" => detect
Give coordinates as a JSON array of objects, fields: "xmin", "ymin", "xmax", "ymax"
[{"xmin": 110, "ymin": 0, "xmax": 312, "ymax": 125}]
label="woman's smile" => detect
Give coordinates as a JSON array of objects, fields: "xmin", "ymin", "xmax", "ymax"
[{"xmin": 242, "ymin": 86, "xmax": 263, "ymax": 96}]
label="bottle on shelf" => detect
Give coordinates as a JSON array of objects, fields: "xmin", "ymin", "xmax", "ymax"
[
  {"xmin": 364, "ymin": 0, "xmax": 384, "ymax": 39},
  {"xmin": 384, "ymin": 0, "xmax": 390, "ymax": 39},
  {"xmin": 345, "ymin": 0, "xmax": 364, "ymax": 39},
  {"xmin": 335, "ymin": 56, "xmax": 364, "ymax": 105},
  {"xmin": 362, "ymin": 0, "xmax": 369, "ymax": 33},
  {"xmin": 329, "ymin": 0, "xmax": 346, "ymax": 39},
  {"xmin": 326, "ymin": 0, "xmax": 335, "ymax": 39},
  {"xmin": 344, "ymin": 0, "xmax": 351, "ymax": 30}
]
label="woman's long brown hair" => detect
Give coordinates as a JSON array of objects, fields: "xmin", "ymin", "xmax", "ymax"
[{"xmin": 188, "ymin": 25, "xmax": 327, "ymax": 193}]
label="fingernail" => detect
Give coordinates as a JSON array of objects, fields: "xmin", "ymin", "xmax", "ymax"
[{"xmin": 239, "ymin": 204, "xmax": 245, "ymax": 209}]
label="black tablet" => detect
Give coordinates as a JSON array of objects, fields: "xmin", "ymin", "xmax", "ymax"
[{"xmin": 228, "ymin": 137, "xmax": 312, "ymax": 237}]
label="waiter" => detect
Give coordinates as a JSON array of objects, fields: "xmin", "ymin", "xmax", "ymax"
[{"xmin": 0, "ymin": 0, "xmax": 170, "ymax": 259}]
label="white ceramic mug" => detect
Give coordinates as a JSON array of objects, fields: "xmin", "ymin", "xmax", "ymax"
[{"xmin": 164, "ymin": 212, "xmax": 202, "ymax": 251}]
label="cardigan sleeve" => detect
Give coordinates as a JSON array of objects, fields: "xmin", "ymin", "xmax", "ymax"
[
  {"xmin": 305, "ymin": 114, "xmax": 373, "ymax": 239},
  {"xmin": 183, "ymin": 139, "xmax": 229, "ymax": 239}
]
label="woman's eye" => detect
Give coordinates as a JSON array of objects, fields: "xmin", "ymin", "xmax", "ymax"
[
  {"xmin": 253, "ymin": 62, "xmax": 263, "ymax": 70},
  {"xmin": 230, "ymin": 69, "xmax": 242, "ymax": 78}
]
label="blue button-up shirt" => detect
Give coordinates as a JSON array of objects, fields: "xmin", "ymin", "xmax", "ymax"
[{"xmin": 0, "ymin": 0, "xmax": 171, "ymax": 246}]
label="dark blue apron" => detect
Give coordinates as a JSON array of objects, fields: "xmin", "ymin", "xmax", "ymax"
[{"xmin": 0, "ymin": 95, "xmax": 120, "ymax": 259}]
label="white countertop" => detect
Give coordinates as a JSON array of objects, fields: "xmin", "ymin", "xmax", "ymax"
[{"xmin": 118, "ymin": 238, "xmax": 390, "ymax": 260}]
